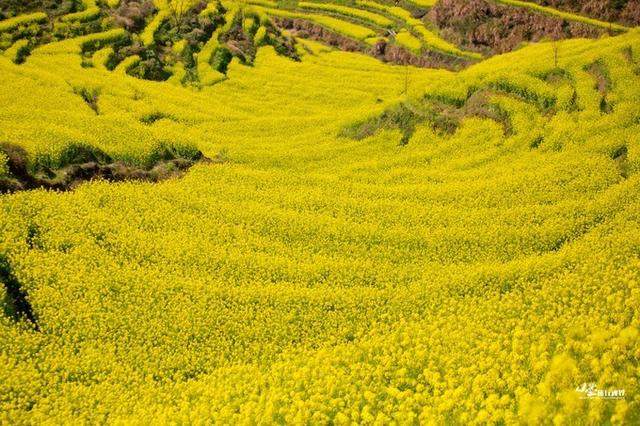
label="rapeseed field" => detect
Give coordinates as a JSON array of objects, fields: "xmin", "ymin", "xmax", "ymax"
[{"xmin": 0, "ymin": 0, "xmax": 639, "ymax": 423}]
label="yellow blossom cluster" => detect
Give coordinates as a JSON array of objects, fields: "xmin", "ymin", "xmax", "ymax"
[
  {"xmin": 0, "ymin": 12, "xmax": 47, "ymax": 33},
  {"xmin": 0, "ymin": 9, "xmax": 639, "ymax": 425},
  {"xmin": 60, "ymin": 0, "xmax": 101, "ymax": 23}
]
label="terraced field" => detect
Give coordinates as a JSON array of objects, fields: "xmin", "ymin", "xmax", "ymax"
[{"xmin": 1, "ymin": 0, "xmax": 640, "ymax": 423}]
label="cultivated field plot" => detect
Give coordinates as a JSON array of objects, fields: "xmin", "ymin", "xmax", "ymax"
[{"xmin": 0, "ymin": 0, "xmax": 639, "ymax": 423}]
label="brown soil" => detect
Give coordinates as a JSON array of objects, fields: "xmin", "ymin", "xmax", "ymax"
[
  {"xmin": 428, "ymin": 0, "xmax": 604, "ymax": 55},
  {"xmin": 0, "ymin": 143, "xmax": 214, "ymax": 194},
  {"xmin": 584, "ymin": 59, "xmax": 613, "ymax": 113},
  {"xmin": 518, "ymin": 0, "xmax": 640, "ymax": 26}
]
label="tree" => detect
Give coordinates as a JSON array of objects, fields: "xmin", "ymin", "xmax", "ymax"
[{"xmin": 168, "ymin": 0, "xmax": 197, "ymax": 33}]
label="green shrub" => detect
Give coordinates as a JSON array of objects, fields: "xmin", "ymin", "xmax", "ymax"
[
  {"xmin": 211, "ymin": 46, "xmax": 232, "ymax": 73},
  {"xmin": 33, "ymin": 143, "xmax": 112, "ymax": 172},
  {"xmin": 0, "ymin": 151, "xmax": 8, "ymax": 177},
  {"xmin": 3, "ymin": 38, "xmax": 30, "ymax": 63},
  {"xmin": 146, "ymin": 142, "xmax": 203, "ymax": 168}
]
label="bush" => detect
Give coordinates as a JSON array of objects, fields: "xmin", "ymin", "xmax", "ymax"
[
  {"xmin": 113, "ymin": 0, "xmax": 156, "ymax": 31},
  {"xmin": 341, "ymin": 102, "xmax": 422, "ymax": 145},
  {"xmin": 3, "ymin": 38, "xmax": 30, "ymax": 63},
  {"xmin": 0, "ymin": 151, "xmax": 8, "ymax": 177},
  {"xmin": 146, "ymin": 142, "xmax": 203, "ymax": 168}
]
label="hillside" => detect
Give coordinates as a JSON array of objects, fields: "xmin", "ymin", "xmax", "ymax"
[
  {"xmin": 1, "ymin": 0, "xmax": 639, "ymax": 423},
  {"xmin": 512, "ymin": 0, "xmax": 640, "ymax": 26}
]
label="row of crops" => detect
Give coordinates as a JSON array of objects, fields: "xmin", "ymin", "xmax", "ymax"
[
  {"xmin": 1, "ymin": 0, "xmax": 631, "ymax": 84},
  {"xmin": 0, "ymin": 0, "xmax": 297, "ymax": 86},
  {"xmin": 1, "ymin": 0, "xmax": 639, "ymax": 412},
  {"xmin": 1, "ymin": 0, "xmax": 640, "ymax": 424},
  {"xmin": 243, "ymin": 0, "xmax": 483, "ymax": 59}
]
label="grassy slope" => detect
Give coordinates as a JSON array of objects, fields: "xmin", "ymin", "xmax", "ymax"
[{"xmin": 0, "ymin": 19, "xmax": 639, "ymax": 426}]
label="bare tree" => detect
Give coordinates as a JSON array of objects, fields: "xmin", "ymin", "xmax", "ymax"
[{"xmin": 168, "ymin": 0, "xmax": 195, "ymax": 33}]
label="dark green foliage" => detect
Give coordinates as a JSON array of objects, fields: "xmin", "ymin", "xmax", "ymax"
[
  {"xmin": 588, "ymin": 59, "xmax": 615, "ymax": 115},
  {"xmin": 340, "ymin": 89, "xmax": 517, "ymax": 146},
  {"xmin": 128, "ymin": 54, "xmax": 173, "ymax": 81},
  {"xmin": 1, "ymin": 139, "xmax": 207, "ymax": 193},
  {"xmin": 468, "ymin": 98, "xmax": 513, "ymax": 136},
  {"xmin": 26, "ymin": 223, "xmax": 42, "ymax": 250},
  {"xmin": 0, "ymin": 254, "xmax": 39, "ymax": 330},
  {"xmin": 600, "ymin": 95, "xmax": 613, "ymax": 114},
  {"xmin": 12, "ymin": 42, "xmax": 32, "ymax": 64},
  {"xmin": 535, "ymin": 67, "xmax": 574, "ymax": 85},
  {"xmin": 73, "ymin": 86, "xmax": 100, "ymax": 114},
  {"xmin": 0, "ymin": 0, "xmax": 76, "ymax": 19},
  {"xmin": 147, "ymin": 142, "xmax": 203, "ymax": 169},
  {"xmin": 567, "ymin": 89, "xmax": 580, "ymax": 112},
  {"xmin": 140, "ymin": 111, "xmax": 173, "ymax": 125},
  {"xmin": 271, "ymin": 34, "xmax": 299, "ymax": 61},
  {"xmin": 530, "ymin": 135, "xmax": 544, "ymax": 149},
  {"xmin": 211, "ymin": 46, "xmax": 232, "ymax": 73},
  {"xmin": 57, "ymin": 143, "xmax": 112, "ymax": 167},
  {"xmin": 80, "ymin": 30, "xmax": 128, "ymax": 54},
  {"xmin": 612, "ymin": 145, "xmax": 628, "ymax": 160},
  {"xmin": 110, "ymin": 1, "xmax": 223, "ymax": 83},
  {"xmin": 584, "ymin": 58, "xmax": 613, "ymax": 94},
  {"xmin": 340, "ymin": 103, "xmax": 422, "ymax": 146},
  {"xmin": 611, "ymin": 145, "xmax": 629, "ymax": 178},
  {"xmin": 2, "ymin": 0, "xmax": 299, "ymax": 86},
  {"xmin": 33, "ymin": 143, "xmax": 112, "ymax": 172},
  {"xmin": 489, "ymin": 78, "xmax": 556, "ymax": 111},
  {"xmin": 426, "ymin": 92, "xmax": 466, "ymax": 109}
]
